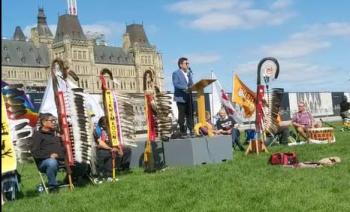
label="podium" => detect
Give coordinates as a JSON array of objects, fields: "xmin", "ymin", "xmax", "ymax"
[{"xmin": 191, "ymin": 79, "xmax": 216, "ymax": 131}]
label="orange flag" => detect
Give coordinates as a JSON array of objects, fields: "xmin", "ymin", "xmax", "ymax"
[{"xmin": 232, "ymin": 74, "xmax": 256, "ymax": 118}]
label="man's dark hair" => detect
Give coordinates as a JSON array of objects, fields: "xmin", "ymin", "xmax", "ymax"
[
  {"xmin": 39, "ymin": 113, "xmax": 54, "ymax": 126},
  {"xmin": 178, "ymin": 57, "xmax": 188, "ymax": 69},
  {"xmin": 98, "ymin": 116, "xmax": 106, "ymax": 128}
]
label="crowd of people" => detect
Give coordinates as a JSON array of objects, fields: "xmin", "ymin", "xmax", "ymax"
[{"xmin": 3, "ymin": 56, "xmax": 347, "ymax": 202}]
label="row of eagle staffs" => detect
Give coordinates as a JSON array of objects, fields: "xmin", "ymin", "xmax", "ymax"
[{"xmin": 1, "ymin": 59, "xmax": 174, "ymax": 190}]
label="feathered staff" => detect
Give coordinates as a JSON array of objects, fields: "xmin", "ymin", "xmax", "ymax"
[
  {"xmin": 50, "ymin": 59, "xmax": 95, "ymax": 189},
  {"xmin": 142, "ymin": 70, "xmax": 172, "ymax": 171},
  {"xmin": 99, "ymin": 68, "xmax": 121, "ymax": 181},
  {"xmin": 143, "ymin": 70, "xmax": 157, "ymax": 172},
  {"xmin": 245, "ymin": 57, "xmax": 280, "ymax": 155}
]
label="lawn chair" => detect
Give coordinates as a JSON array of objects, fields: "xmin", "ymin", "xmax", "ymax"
[
  {"xmin": 266, "ymin": 133, "xmax": 282, "ymax": 147},
  {"xmin": 33, "ymin": 157, "xmax": 69, "ymax": 194}
]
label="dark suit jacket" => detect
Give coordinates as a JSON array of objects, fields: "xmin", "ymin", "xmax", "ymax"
[{"xmin": 172, "ymin": 69, "xmax": 193, "ymax": 103}]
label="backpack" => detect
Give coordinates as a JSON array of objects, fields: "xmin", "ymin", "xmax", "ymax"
[
  {"xmin": 269, "ymin": 152, "xmax": 298, "ymax": 165},
  {"xmin": 2, "ymin": 171, "xmax": 21, "ymax": 201}
]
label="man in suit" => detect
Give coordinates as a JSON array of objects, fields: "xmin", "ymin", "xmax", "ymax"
[{"xmin": 172, "ymin": 57, "xmax": 194, "ymax": 135}]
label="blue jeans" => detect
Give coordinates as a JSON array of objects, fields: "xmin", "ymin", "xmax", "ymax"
[
  {"xmin": 39, "ymin": 158, "xmax": 59, "ymax": 187},
  {"xmin": 232, "ymin": 128, "xmax": 244, "ymax": 151}
]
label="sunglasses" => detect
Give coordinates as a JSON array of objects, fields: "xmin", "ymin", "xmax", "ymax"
[{"xmin": 46, "ymin": 119, "xmax": 57, "ymax": 123}]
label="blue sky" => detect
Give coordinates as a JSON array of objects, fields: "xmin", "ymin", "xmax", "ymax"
[{"xmin": 2, "ymin": 0, "xmax": 350, "ymax": 92}]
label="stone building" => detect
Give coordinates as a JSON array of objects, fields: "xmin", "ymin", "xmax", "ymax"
[{"xmin": 1, "ymin": 8, "xmax": 164, "ymax": 94}]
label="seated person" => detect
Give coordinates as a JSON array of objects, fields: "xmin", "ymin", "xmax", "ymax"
[
  {"xmin": 94, "ymin": 116, "xmax": 132, "ymax": 181},
  {"xmin": 215, "ymin": 109, "xmax": 244, "ymax": 151},
  {"xmin": 31, "ymin": 113, "xmax": 65, "ymax": 191},
  {"xmin": 340, "ymin": 95, "xmax": 350, "ymax": 121},
  {"xmin": 274, "ymin": 112, "xmax": 290, "ymax": 145},
  {"xmin": 198, "ymin": 111, "xmax": 214, "ymax": 136},
  {"xmin": 292, "ymin": 102, "xmax": 321, "ymax": 141}
]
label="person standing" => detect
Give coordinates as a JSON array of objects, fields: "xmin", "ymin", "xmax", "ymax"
[{"xmin": 172, "ymin": 57, "xmax": 194, "ymax": 136}]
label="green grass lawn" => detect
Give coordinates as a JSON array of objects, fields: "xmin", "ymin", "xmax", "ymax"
[{"xmin": 3, "ymin": 124, "xmax": 350, "ymax": 212}]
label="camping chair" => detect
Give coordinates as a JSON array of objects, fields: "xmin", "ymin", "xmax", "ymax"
[
  {"xmin": 341, "ymin": 117, "xmax": 350, "ymax": 132},
  {"xmin": 266, "ymin": 133, "xmax": 282, "ymax": 147},
  {"xmin": 33, "ymin": 157, "xmax": 69, "ymax": 194}
]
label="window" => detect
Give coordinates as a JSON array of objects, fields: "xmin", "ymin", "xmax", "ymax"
[
  {"xmin": 78, "ymin": 51, "xmax": 82, "ymax": 59},
  {"xmin": 83, "ymin": 51, "xmax": 86, "ymax": 60},
  {"xmin": 73, "ymin": 51, "xmax": 77, "ymax": 59},
  {"xmin": 85, "ymin": 80, "xmax": 88, "ymax": 88}
]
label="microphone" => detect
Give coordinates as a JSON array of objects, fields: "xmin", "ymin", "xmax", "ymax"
[{"xmin": 188, "ymin": 67, "xmax": 193, "ymax": 75}]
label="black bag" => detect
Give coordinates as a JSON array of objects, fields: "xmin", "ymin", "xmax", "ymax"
[{"xmin": 2, "ymin": 172, "xmax": 21, "ymax": 201}]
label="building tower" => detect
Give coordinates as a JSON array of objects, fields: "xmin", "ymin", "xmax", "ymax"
[{"xmin": 30, "ymin": 8, "xmax": 54, "ymax": 46}]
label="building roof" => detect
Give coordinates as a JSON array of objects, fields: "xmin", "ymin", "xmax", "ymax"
[
  {"xmin": 94, "ymin": 45, "xmax": 134, "ymax": 65},
  {"xmin": 1, "ymin": 39, "xmax": 50, "ymax": 67},
  {"xmin": 54, "ymin": 14, "xmax": 86, "ymax": 42},
  {"xmin": 126, "ymin": 24, "xmax": 150, "ymax": 47},
  {"xmin": 37, "ymin": 8, "xmax": 53, "ymax": 37},
  {"xmin": 13, "ymin": 26, "xmax": 26, "ymax": 41}
]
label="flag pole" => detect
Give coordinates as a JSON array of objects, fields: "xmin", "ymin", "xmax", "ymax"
[{"xmin": 210, "ymin": 71, "xmax": 215, "ymax": 124}]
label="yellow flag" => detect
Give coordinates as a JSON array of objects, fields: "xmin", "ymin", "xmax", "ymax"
[
  {"xmin": 232, "ymin": 74, "xmax": 256, "ymax": 118},
  {"xmin": 2, "ymin": 94, "xmax": 17, "ymax": 174}
]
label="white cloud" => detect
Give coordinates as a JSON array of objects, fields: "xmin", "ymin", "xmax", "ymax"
[
  {"xmin": 189, "ymin": 13, "xmax": 243, "ymax": 30},
  {"xmin": 185, "ymin": 53, "xmax": 221, "ymax": 64},
  {"xmin": 261, "ymin": 22, "xmax": 350, "ymax": 59},
  {"xmin": 234, "ymin": 22, "xmax": 350, "ymax": 91},
  {"xmin": 167, "ymin": 0, "xmax": 251, "ymax": 15},
  {"xmin": 261, "ymin": 39, "xmax": 331, "ymax": 59},
  {"xmin": 235, "ymin": 59, "xmax": 349, "ymax": 91},
  {"xmin": 271, "ymin": 0, "xmax": 292, "ymax": 10},
  {"xmin": 291, "ymin": 22, "xmax": 350, "ymax": 40},
  {"xmin": 167, "ymin": 0, "xmax": 295, "ymax": 31},
  {"xmin": 82, "ymin": 22, "xmax": 124, "ymax": 45},
  {"xmin": 23, "ymin": 24, "xmax": 57, "ymax": 39}
]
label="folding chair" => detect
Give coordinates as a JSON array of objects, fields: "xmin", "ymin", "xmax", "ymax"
[
  {"xmin": 33, "ymin": 157, "xmax": 69, "ymax": 194},
  {"xmin": 266, "ymin": 133, "xmax": 281, "ymax": 147}
]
